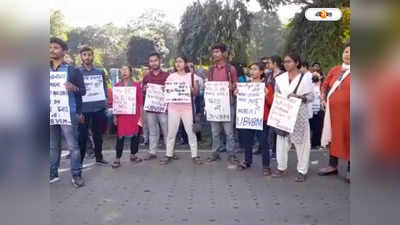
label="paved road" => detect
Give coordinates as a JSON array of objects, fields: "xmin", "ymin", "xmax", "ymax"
[{"xmin": 51, "ymin": 149, "xmax": 349, "ymax": 225}]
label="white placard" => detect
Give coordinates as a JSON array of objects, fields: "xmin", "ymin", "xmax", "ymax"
[
  {"xmin": 82, "ymin": 75, "xmax": 106, "ymax": 103},
  {"xmin": 204, "ymin": 81, "xmax": 231, "ymax": 122},
  {"xmin": 164, "ymin": 81, "xmax": 191, "ymax": 103},
  {"xmin": 236, "ymin": 83, "xmax": 265, "ymax": 130},
  {"xmin": 112, "ymin": 87, "xmax": 136, "ymax": 114},
  {"xmin": 144, "ymin": 83, "xmax": 167, "ymax": 113},
  {"xmin": 50, "ymin": 72, "xmax": 71, "ymax": 125},
  {"xmin": 267, "ymin": 93, "xmax": 302, "ymax": 133}
]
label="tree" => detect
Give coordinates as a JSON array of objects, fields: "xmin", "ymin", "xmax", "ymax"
[
  {"xmin": 282, "ymin": 0, "xmax": 350, "ymax": 70},
  {"xmin": 178, "ymin": 0, "xmax": 252, "ymax": 65},
  {"xmin": 127, "ymin": 36, "xmax": 157, "ymax": 67},
  {"xmin": 50, "ymin": 10, "xmax": 69, "ymax": 40}
]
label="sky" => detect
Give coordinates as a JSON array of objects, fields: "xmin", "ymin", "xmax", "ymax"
[{"xmin": 50, "ymin": 0, "xmax": 303, "ymax": 28}]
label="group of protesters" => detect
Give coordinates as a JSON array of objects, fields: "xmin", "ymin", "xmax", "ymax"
[{"xmin": 49, "ymin": 37, "xmax": 350, "ymax": 188}]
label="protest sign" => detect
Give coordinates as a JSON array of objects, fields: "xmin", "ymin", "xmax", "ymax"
[
  {"xmin": 267, "ymin": 93, "xmax": 302, "ymax": 133},
  {"xmin": 82, "ymin": 75, "xmax": 106, "ymax": 103},
  {"xmin": 236, "ymin": 83, "xmax": 265, "ymax": 130},
  {"xmin": 112, "ymin": 87, "xmax": 136, "ymax": 114},
  {"xmin": 204, "ymin": 81, "xmax": 230, "ymax": 121},
  {"xmin": 164, "ymin": 81, "xmax": 191, "ymax": 103},
  {"xmin": 50, "ymin": 72, "xmax": 71, "ymax": 125},
  {"xmin": 144, "ymin": 83, "xmax": 167, "ymax": 112}
]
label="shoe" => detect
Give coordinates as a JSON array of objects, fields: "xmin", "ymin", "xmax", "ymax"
[
  {"xmin": 345, "ymin": 172, "xmax": 350, "ymax": 183},
  {"xmin": 236, "ymin": 161, "xmax": 251, "ymax": 171},
  {"xmin": 272, "ymin": 169, "xmax": 286, "ymax": 178},
  {"xmin": 207, "ymin": 153, "xmax": 221, "ymax": 162},
  {"xmin": 318, "ymin": 167, "xmax": 338, "ymax": 176},
  {"xmin": 171, "ymin": 155, "xmax": 179, "ymax": 160},
  {"xmin": 96, "ymin": 159, "xmax": 109, "ymax": 165},
  {"xmin": 295, "ymin": 172, "xmax": 306, "ymax": 182},
  {"xmin": 111, "ymin": 160, "xmax": 121, "ymax": 168},
  {"xmin": 50, "ymin": 176, "xmax": 60, "ymax": 184},
  {"xmin": 192, "ymin": 156, "xmax": 203, "ymax": 165},
  {"xmin": 263, "ymin": 168, "xmax": 272, "ymax": 176},
  {"xmin": 160, "ymin": 156, "xmax": 173, "ymax": 165},
  {"xmin": 143, "ymin": 152, "xmax": 157, "ymax": 160},
  {"xmin": 72, "ymin": 176, "xmax": 85, "ymax": 188}
]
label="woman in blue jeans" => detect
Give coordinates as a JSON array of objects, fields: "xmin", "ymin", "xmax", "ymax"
[{"xmin": 234, "ymin": 62, "xmax": 274, "ymax": 176}]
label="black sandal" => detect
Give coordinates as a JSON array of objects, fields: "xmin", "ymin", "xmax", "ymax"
[
  {"xmin": 111, "ymin": 160, "xmax": 121, "ymax": 168},
  {"xmin": 237, "ymin": 162, "xmax": 250, "ymax": 171}
]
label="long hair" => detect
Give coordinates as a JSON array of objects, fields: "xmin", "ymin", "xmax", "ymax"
[{"xmin": 173, "ymin": 54, "xmax": 190, "ymax": 73}]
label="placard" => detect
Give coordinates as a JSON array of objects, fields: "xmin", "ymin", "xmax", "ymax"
[
  {"xmin": 82, "ymin": 75, "xmax": 106, "ymax": 103},
  {"xmin": 236, "ymin": 83, "xmax": 265, "ymax": 130},
  {"xmin": 164, "ymin": 81, "xmax": 191, "ymax": 103},
  {"xmin": 112, "ymin": 87, "xmax": 136, "ymax": 114},
  {"xmin": 50, "ymin": 72, "xmax": 71, "ymax": 125},
  {"xmin": 267, "ymin": 93, "xmax": 302, "ymax": 133},
  {"xmin": 204, "ymin": 81, "xmax": 231, "ymax": 121},
  {"xmin": 144, "ymin": 83, "xmax": 167, "ymax": 112}
]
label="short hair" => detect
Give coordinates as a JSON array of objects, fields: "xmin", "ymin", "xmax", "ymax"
[
  {"xmin": 50, "ymin": 37, "xmax": 68, "ymax": 51},
  {"xmin": 249, "ymin": 62, "xmax": 266, "ymax": 78},
  {"xmin": 345, "ymin": 41, "xmax": 350, "ymax": 48},
  {"xmin": 302, "ymin": 61, "xmax": 309, "ymax": 68},
  {"xmin": 284, "ymin": 52, "xmax": 302, "ymax": 69},
  {"xmin": 260, "ymin": 56, "xmax": 271, "ymax": 61},
  {"xmin": 312, "ymin": 62, "xmax": 321, "ymax": 67},
  {"xmin": 80, "ymin": 46, "xmax": 94, "ymax": 54},
  {"xmin": 148, "ymin": 52, "xmax": 161, "ymax": 60},
  {"xmin": 211, "ymin": 43, "xmax": 227, "ymax": 53}
]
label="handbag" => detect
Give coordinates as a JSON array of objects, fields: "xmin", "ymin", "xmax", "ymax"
[
  {"xmin": 191, "ymin": 72, "xmax": 202, "ymax": 133},
  {"xmin": 272, "ymin": 72, "xmax": 304, "ymax": 137}
]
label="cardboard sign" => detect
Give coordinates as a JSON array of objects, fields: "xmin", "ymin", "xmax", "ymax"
[
  {"xmin": 112, "ymin": 87, "xmax": 136, "ymax": 114},
  {"xmin": 144, "ymin": 83, "xmax": 167, "ymax": 113},
  {"xmin": 50, "ymin": 72, "xmax": 71, "ymax": 125},
  {"xmin": 204, "ymin": 81, "xmax": 231, "ymax": 121},
  {"xmin": 236, "ymin": 83, "xmax": 265, "ymax": 130},
  {"xmin": 82, "ymin": 75, "xmax": 106, "ymax": 103},
  {"xmin": 164, "ymin": 81, "xmax": 191, "ymax": 103},
  {"xmin": 267, "ymin": 93, "xmax": 302, "ymax": 133}
]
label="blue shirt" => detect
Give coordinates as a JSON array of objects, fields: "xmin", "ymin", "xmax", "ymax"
[{"xmin": 79, "ymin": 66, "xmax": 108, "ymax": 113}]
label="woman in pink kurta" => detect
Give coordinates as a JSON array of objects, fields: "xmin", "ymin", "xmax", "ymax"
[{"xmin": 110, "ymin": 66, "xmax": 143, "ymax": 168}]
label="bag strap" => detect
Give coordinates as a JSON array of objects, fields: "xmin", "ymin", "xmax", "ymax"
[
  {"xmin": 190, "ymin": 72, "xmax": 196, "ymax": 122},
  {"xmin": 292, "ymin": 72, "xmax": 305, "ymax": 95},
  {"xmin": 209, "ymin": 66, "xmax": 215, "ymax": 81}
]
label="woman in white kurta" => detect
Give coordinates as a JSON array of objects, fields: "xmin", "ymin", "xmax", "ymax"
[{"xmin": 272, "ymin": 53, "xmax": 314, "ymax": 182}]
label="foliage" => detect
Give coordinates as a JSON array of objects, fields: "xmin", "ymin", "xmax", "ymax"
[{"xmin": 127, "ymin": 36, "xmax": 157, "ymax": 67}]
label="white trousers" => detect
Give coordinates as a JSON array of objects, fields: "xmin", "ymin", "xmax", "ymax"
[
  {"xmin": 276, "ymin": 134, "xmax": 311, "ymax": 175},
  {"xmin": 166, "ymin": 108, "xmax": 198, "ymax": 158}
]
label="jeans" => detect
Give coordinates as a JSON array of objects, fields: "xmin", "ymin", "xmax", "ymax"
[
  {"xmin": 146, "ymin": 112, "xmax": 168, "ymax": 154},
  {"xmin": 210, "ymin": 120, "xmax": 236, "ymax": 157},
  {"xmin": 78, "ymin": 110, "xmax": 106, "ymax": 163},
  {"xmin": 240, "ymin": 123, "xmax": 270, "ymax": 168},
  {"xmin": 50, "ymin": 124, "xmax": 82, "ymax": 178}
]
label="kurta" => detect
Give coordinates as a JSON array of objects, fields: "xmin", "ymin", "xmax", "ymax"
[
  {"xmin": 110, "ymin": 81, "xmax": 143, "ymax": 138},
  {"xmin": 321, "ymin": 65, "xmax": 350, "ymax": 161}
]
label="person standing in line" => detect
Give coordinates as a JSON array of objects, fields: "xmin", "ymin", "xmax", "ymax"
[
  {"xmin": 272, "ymin": 52, "xmax": 314, "ymax": 182},
  {"xmin": 141, "ymin": 53, "xmax": 169, "ymax": 160},
  {"xmin": 49, "ymin": 37, "xmax": 85, "ymax": 188},
  {"xmin": 110, "ymin": 66, "xmax": 143, "ymax": 168}
]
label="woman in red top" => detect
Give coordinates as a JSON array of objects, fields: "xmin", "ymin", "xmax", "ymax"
[
  {"xmin": 110, "ymin": 66, "xmax": 143, "ymax": 168},
  {"xmin": 234, "ymin": 62, "xmax": 274, "ymax": 176}
]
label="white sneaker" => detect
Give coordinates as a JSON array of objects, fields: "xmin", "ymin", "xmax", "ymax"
[{"xmin": 49, "ymin": 176, "xmax": 60, "ymax": 184}]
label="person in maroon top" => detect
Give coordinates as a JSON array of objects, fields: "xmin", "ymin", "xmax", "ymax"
[
  {"xmin": 206, "ymin": 43, "xmax": 239, "ymax": 164},
  {"xmin": 141, "ymin": 52, "xmax": 169, "ymax": 160}
]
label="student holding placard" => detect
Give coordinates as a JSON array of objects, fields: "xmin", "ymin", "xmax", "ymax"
[
  {"xmin": 78, "ymin": 46, "xmax": 108, "ymax": 165},
  {"xmin": 160, "ymin": 55, "xmax": 203, "ymax": 165},
  {"xmin": 49, "ymin": 37, "xmax": 86, "ymax": 188},
  {"xmin": 272, "ymin": 53, "xmax": 314, "ymax": 182},
  {"xmin": 110, "ymin": 66, "xmax": 143, "ymax": 168},
  {"xmin": 234, "ymin": 62, "xmax": 274, "ymax": 176}
]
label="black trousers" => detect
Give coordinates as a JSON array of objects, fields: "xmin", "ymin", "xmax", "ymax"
[
  {"xmin": 79, "ymin": 110, "xmax": 106, "ymax": 163},
  {"xmin": 115, "ymin": 127, "xmax": 141, "ymax": 159},
  {"xmin": 239, "ymin": 123, "xmax": 270, "ymax": 168},
  {"xmin": 310, "ymin": 110, "xmax": 324, "ymax": 147},
  {"xmin": 329, "ymin": 155, "xmax": 350, "ymax": 172}
]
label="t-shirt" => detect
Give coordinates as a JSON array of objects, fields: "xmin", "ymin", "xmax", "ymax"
[{"xmin": 166, "ymin": 72, "xmax": 199, "ymax": 112}]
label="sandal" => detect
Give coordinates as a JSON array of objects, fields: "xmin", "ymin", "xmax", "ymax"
[
  {"xmin": 236, "ymin": 162, "xmax": 251, "ymax": 171},
  {"xmin": 171, "ymin": 155, "xmax": 179, "ymax": 160},
  {"xmin": 111, "ymin": 160, "xmax": 121, "ymax": 168},
  {"xmin": 263, "ymin": 168, "xmax": 272, "ymax": 176},
  {"xmin": 130, "ymin": 155, "xmax": 143, "ymax": 163},
  {"xmin": 192, "ymin": 156, "xmax": 203, "ymax": 165},
  {"xmin": 160, "ymin": 156, "xmax": 173, "ymax": 165}
]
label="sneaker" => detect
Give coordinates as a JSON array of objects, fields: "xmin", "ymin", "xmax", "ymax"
[
  {"xmin": 295, "ymin": 172, "xmax": 306, "ymax": 182},
  {"xmin": 143, "ymin": 152, "xmax": 157, "ymax": 160},
  {"xmin": 272, "ymin": 169, "xmax": 286, "ymax": 178},
  {"xmin": 96, "ymin": 159, "xmax": 109, "ymax": 165},
  {"xmin": 49, "ymin": 176, "xmax": 60, "ymax": 184},
  {"xmin": 72, "ymin": 176, "xmax": 85, "ymax": 188},
  {"xmin": 160, "ymin": 156, "xmax": 173, "ymax": 165},
  {"xmin": 207, "ymin": 153, "xmax": 221, "ymax": 162}
]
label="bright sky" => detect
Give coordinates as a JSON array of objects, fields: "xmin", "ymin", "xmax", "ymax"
[{"xmin": 50, "ymin": 0, "xmax": 303, "ymax": 28}]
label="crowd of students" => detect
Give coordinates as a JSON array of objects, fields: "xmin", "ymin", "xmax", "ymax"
[{"xmin": 49, "ymin": 37, "xmax": 350, "ymax": 188}]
